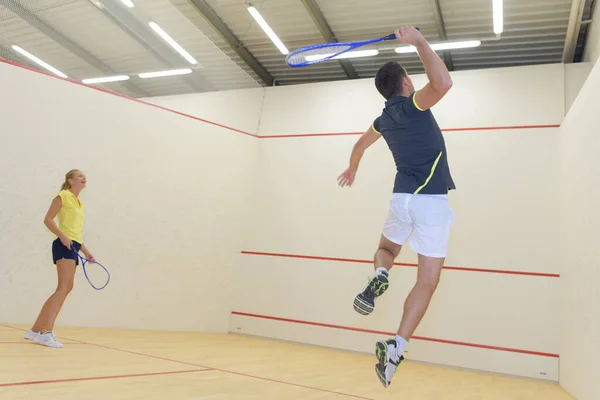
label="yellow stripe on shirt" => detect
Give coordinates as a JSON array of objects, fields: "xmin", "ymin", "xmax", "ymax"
[{"xmin": 414, "ymin": 151, "xmax": 442, "ymax": 194}]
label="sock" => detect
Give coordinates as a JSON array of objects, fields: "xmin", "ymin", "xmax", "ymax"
[
  {"xmin": 375, "ymin": 267, "xmax": 388, "ymax": 276},
  {"xmin": 395, "ymin": 335, "xmax": 408, "ymax": 356}
]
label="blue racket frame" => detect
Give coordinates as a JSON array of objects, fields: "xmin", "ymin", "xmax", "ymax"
[
  {"xmin": 72, "ymin": 247, "xmax": 110, "ymax": 290},
  {"xmin": 286, "ymin": 28, "xmax": 420, "ymax": 67},
  {"xmin": 285, "ymin": 33, "xmax": 396, "ymax": 67}
]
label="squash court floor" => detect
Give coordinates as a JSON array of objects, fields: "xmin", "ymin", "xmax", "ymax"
[{"xmin": 0, "ymin": 324, "xmax": 574, "ymax": 399}]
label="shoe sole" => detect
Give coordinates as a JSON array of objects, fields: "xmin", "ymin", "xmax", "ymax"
[
  {"xmin": 353, "ymin": 275, "xmax": 389, "ymax": 315},
  {"xmin": 353, "ymin": 294, "xmax": 374, "ymax": 315},
  {"xmin": 375, "ymin": 341, "xmax": 389, "ymax": 388},
  {"xmin": 35, "ymin": 342, "xmax": 63, "ymax": 348},
  {"xmin": 375, "ymin": 364, "xmax": 388, "ymax": 388}
]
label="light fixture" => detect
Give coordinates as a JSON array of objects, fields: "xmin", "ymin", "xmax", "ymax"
[
  {"xmin": 247, "ymin": 5, "xmax": 289, "ymax": 55},
  {"xmin": 120, "ymin": 0, "xmax": 134, "ymax": 7},
  {"xmin": 11, "ymin": 45, "xmax": 67, "ymax": 78},
  {"xmin": 87, "ymin": 0, "xmax": 104, "ymax": 9},
  {"xmin": 394, "ymin": 40, "xmax": 482, "ymax": 54},
  {"xmin": 305, "ymin": 49, "xmax": 379, "ymax": 62},
  {"xmin": 148, "ymin": 22, "xmax": 197, "ymax": 65},
  {"xmin": 493, "ymin": 0, "xmax": 503, "ymax": 34},
  {"xmin": 138, "ymin": 68, "xmax": 193, "ymax": 79},
  {"xmin": 82, "ymin": 75, "xmax": 130, "ymax": 84}
]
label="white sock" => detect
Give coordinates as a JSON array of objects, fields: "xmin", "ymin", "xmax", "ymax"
[
  {"xmin": 395, "ymin": 335, "xmax": 408, "ymax": 355},
  {"xmin": 375, "ymin": 267, "xmax": 388, "ymax": 276}
]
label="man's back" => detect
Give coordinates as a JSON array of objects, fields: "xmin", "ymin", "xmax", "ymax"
[{"xmin": 373, "ymin": 91, "xmax": 455, "ymax": 195}]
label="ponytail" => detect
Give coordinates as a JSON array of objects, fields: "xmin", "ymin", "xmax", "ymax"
[{"xmin": 61, "ymin": 169, "xmax": 79, "ymax": 191}]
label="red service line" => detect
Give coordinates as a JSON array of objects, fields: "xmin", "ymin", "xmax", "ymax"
[
  {"xmin": 259, "ymin": 124, "xmax": 561, "ymax": 138},
  {"xmin": 0, "ymin": 58, "xmax": 560, "ymax": 141},
  {"xmin": 240, "ymin": 251, "xmax": 560, "ymax": 278},
  {"xmin": 231, "ymin": 311, "xmax": 559, "ymax": 358},
  {"xmin": 0, "ymin": 58, "xmax": 256, "ymax": 138}
]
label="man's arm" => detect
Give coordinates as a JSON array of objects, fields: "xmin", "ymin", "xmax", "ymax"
[
  {"xmin": 395, "ymin": 26, "xmax": 452, "ymax": 110},
  {"xmin": 338, "ymin": 124, "xmax": 381, "ymax": 187},
  {"xmin": 348, "ymin": 124, "xmax": 381, "ymax": 171}
]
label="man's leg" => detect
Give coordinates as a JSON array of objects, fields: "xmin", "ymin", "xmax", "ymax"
[
  {"xmin": 354, "ymin": 235, "xmax": 403, "ymax": 315},
  {"xmin": 354, "ymin": 194, "xmax": 413, "ymax": 316},
  {"xmin": 374, "ymin": 235, "xmax": 402, "ymax": 273},
  {"xmin": 397, "ymin": 254, "xmax": 443, "ymax": 339},
  {"xmin": 375, "ymin": 194, "xmax": 453, "ymax": 388}
]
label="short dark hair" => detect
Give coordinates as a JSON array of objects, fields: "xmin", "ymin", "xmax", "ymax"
[{"xmin": 375, "ymin": 61, "xmax": 407, "ymax": 100}]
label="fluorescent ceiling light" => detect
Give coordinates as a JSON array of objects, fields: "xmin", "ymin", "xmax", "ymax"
[
  {"xmin": 89, "ymin": 0, "xmax": 104, "ymax": 9},
  {"xmin": 11, "ymin": 45, "xmax": 67, "ymax": 78},
  {"xmin": 395, "ymin": 40, "xmax": 482, "ymax": 53},
  {"xmin": 305, "ymin": 49, "xmax": 379, "ymax": 62},
  {"xmin": 148, "ymin": 21, "xmax": 197, "ymax": 64},
  {"xmin": 138, "ymin": 68, "xmax": 192, "ymax": 79},
  {"xmin": 120, "ymin": 0, "xmax": 135, "ymax": 7},
  {"xmin": 493, "ymin": 0, "xmax": 503, "ymax": 34},
  {"xmin": 82, "ymin": 75, "xmax": 130, "ymax": 84},
  {"xmin": 247, "ymin": 5, "xmax": 289, "ymax": 55}
]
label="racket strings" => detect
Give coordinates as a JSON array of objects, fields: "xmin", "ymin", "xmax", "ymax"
[{"xmin": 286, "ymin": 44, "xmax": 352, "ymax": 65}]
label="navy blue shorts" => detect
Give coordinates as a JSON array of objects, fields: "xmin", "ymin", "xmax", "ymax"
[{"xmin": 52, "ymin": 238, "xmax": 81, "ymax": 266}]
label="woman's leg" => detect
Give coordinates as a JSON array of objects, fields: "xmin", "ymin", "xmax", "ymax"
[{"xmin": 30, "ymin": 258, "xmax": 76, "ymax": 345}]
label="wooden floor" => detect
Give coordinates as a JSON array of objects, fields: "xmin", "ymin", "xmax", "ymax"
[{"xmin": 0, "ymin": 324, "xmax": 573, "ymax": 400}]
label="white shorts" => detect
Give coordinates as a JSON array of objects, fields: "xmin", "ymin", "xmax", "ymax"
[{"xmin": 382, "ymin": 193, "xmax": 455, "ymax": 258}]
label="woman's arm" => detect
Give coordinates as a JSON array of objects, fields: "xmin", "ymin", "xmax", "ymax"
[
  {"xmin": 80, "ymin": 243, "xmax": 95, "ymax": 261},
  {"xmin": 44, "ymin": 196, "xmax": 71, "ymax": 249}
]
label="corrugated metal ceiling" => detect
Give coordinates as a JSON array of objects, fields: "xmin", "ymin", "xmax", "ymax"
[{"xmin": 0, "ymin": 0, "xmax": 595, "ymax": 97}]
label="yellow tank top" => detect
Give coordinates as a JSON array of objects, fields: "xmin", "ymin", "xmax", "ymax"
[{"xmin": 56, "ymin": 190, "xmax": 84, "ymax": 244}]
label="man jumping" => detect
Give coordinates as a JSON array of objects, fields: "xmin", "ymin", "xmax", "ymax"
[{"xmin": 337, "ymin": 25, "xmax": 456, "ymax": 388}]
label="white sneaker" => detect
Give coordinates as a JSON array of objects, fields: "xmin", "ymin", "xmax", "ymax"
[
  {"xmin": 375, "ymin": 339, "xmax": 404, "ymax": 388},
  {"xmin": 24, "ymin": 329, "xmax": 39, "ymax": 340},
  {"xmin": 34, "ymin": 331, "xmax": 63, "ymax": 348}
]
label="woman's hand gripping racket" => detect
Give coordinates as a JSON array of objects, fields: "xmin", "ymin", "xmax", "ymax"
[
  {"xmin": 72, "ymin": 247, "xmax": 111, "ymax": 290},
  {"xmin": 285, "ymin": 26, "xmax": 420, "ymax": 67}
]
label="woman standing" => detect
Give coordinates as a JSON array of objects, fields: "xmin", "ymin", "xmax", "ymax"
[{"xmin": 25, "ymin": 169, "xmax": 95, "ymax": 348}]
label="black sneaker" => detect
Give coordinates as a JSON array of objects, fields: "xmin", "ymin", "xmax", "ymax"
[
  {"xmin": 375, "ymin": 339, "xmax": 404, "ymax": 388},
  {"xmin": 353, "ymin": 271, "xmax": 389, "ymax": 315}
]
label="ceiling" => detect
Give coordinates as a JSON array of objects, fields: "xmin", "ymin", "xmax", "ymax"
[{"xmin": 0, "ymin": 0, "xmax": 596, "ymax": 98}]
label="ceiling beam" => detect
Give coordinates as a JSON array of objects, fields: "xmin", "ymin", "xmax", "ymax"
[
  {"xmin": 430, "ymin": 0, "xmax": 454, "ymax": 71},
  {"xmin": 300, "ymin": 0, "xmax": 358, "ymax": 79},
  {"xmin": 1, "ymin": 0, "xmax": 150, "ymax": 97},
  {"xmin": 562, "ymin": 0, "xmax": 586, "ymax": 62},
  {"xmin": 93, "ymin": 0, "xmax": 214, "ymax": 93},
  {"xmin": 187, "ymin": 0, "xmax": 274, "ymax": 86}
]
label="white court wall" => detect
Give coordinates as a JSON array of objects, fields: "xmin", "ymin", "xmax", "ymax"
[
  {"xmin": 231, "ymin": 63, "xmax": 565, "ymax": 381},
  {"xmin": 559, "ymin": 57, "xmax": 600, "ymax": 400},
  {"xmin": 565, "ymin": 62, "xmax": 592, "ymax": 114},
  {"xmin": 0, "ymin": 60, "xmax": 260, "ymax": 333},
  {"xmin": 142, "ymin": 88, "xmax": 265, "ymax": 135}
]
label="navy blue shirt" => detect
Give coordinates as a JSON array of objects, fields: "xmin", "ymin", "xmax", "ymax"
[{"xmin": 373, "ymin": 92, "xmax": 455, "ymax": 195}]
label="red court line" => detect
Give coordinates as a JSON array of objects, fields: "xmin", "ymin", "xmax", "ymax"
[
  {"xmin": 214, "ymin": 370, "xmax": 374, "ymax": 400},
  {"xmin": 231, "ymin": 311, "xmax": 560, "ymax": 359},
  {"xmin": 0, "ymin": 324, "xmax": 373, "ymax": 400},
  {"xmin": 240, "ymin": 251, "xmax": 561, "ymax": 278},
  {"xmin": 260, "ymin": 124, "xmax": 561, "ymax": 138},
  {"xmin": 0, "ymin": 369, "xmax": 211, "ymax": 388},
  {"xmin": 0, "ymin": 58, "xmax": 256, "ymax": 138},
  {"xmin": 1, "ymin": 58, "xmax": 560, "ymax": 141}
]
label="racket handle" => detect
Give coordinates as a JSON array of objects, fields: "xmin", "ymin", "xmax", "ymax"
[{"xmin": 384, "ymin": 27, "xmax": 420, "ymax": 40}]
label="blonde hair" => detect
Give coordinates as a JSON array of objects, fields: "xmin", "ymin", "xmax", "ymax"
[{"xmin": 61, "ymin": 169, "xmax": 80, "ymax": 191}]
